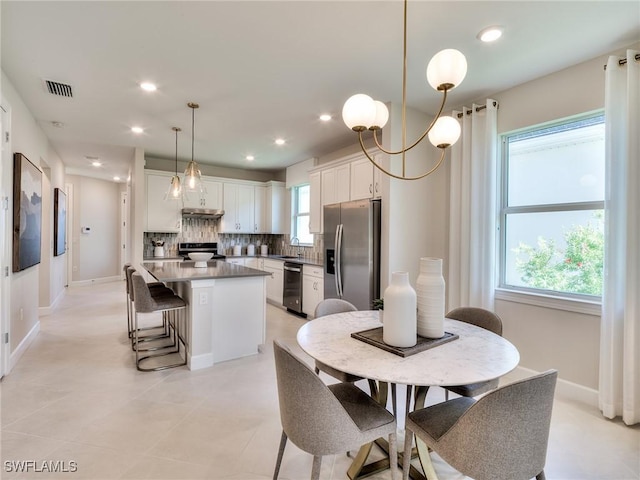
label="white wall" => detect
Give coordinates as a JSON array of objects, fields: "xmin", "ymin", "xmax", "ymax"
[
  {"xmin": 1, "ymin": 71, "xmax": 67, "ymax": 360},
  {"xmin": 472, "ymin": 44, "xmax": 639, "ymax": 392},
  {"xmin": 66, "ymin": 175, "xmax": 120, "ymax": 282}
]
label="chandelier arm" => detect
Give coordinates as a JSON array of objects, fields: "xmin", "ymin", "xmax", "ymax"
[
  {"xmin": 368, "ymin": 89, "xmax": 450, "ymax": 156},
  {"xmin": 359, "ymin": 132, "xmax": 448, "ymax": 181}
]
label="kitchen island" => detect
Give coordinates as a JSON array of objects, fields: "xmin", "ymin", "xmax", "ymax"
[{"xmin": 142, "ymin": 260, "xmax": 270, "ymax": 370}]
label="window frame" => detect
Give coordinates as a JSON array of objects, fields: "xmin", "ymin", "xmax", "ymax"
[
  {"xmin": 497, "ymin": 111, "xmax": 605, "ymax": 311},
  {"xmin": 291, "ymin": 184, "xmax": 313, "ymax": 246}
]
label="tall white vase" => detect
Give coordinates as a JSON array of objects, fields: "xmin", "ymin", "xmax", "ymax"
[
  {"xmin": 383, "ymin": 272, "xmax": 417, "ymax": 347},
  {"xmin": 416, "ymin": 257, "xmax": 445, "ymax": 338}
]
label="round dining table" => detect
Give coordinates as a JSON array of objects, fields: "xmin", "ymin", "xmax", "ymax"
[{"xmin": 296, "ymin": 310, "xmax": 521, "ymax": 480}]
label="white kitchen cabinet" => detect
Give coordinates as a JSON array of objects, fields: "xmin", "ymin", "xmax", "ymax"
[
  {"xmin": 220, "ymin": 182, "xmax": 255, "ymax": 233},
  {"xmin": 309, "ymin": 171, "xmax": 322, "ymax": 234},
  {"xmin": 183, "ymin": 178, "xmax": 223, "ymax": 209},
  {"xmin": 373, "ymin": 161, "xmax": 383, "ymax": 199},
  {"xmin": 245, "ymin": 257, "xmax": 262, "ymax": 270},
  {"xmin": 225, "ymin": 257, "xmax": 245, "ymax": 266},
  {"xmin": 264, "ymin": 181, "xmax": 287, "ymax": 234},
  {"xmin": 321, "ymin": 163, "xmax": 350, "ymax": 206},
  {"xmin": 302, "ymin": 264, "xmax": 324, "ymax": 316},
  {"xmin": 350, "ymin": 157, "xmax": 375, "ymax": 200},
  {"xmin": 253, "ymin": 185, "xmax": 266, "ymax": 233},
  {"xmin": 264, "ymin": 259, "xmax": 284, "ymax": 305},
  {"xmin": 145, "ymin": 171, "xmax": 182, "ymax": 232}
]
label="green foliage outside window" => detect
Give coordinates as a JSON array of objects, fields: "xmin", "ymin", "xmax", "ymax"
[{"xmin": 514, "ymin": 212, "xmax": 604, "ymax": 296}]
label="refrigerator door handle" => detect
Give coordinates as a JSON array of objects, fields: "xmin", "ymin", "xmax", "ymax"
[{"xmin": 335, "ymin": 224, "xmax": 343, "ymax": 298}]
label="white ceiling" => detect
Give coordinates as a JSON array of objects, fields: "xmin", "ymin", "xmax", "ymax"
[{"xmin": 2, "ymin": 1, "xmax": 639, "ymax": 182}]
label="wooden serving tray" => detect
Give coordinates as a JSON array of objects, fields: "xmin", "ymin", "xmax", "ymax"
[{"xmin": 351, "ymin": 327, "xmax": 459, "ymax": 357}]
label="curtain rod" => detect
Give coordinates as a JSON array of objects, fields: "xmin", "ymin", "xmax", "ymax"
[
  {"xmin": 603, "ymin": 53, "xmax": 640, "ymax": 70},
  {"xmin": 456, "ymin": 100, "xmax": 498, "ymax": 118}
]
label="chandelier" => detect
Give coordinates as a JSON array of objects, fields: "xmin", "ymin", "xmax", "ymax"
[
  {"xmin": 165, "ymin": 126, "xmax": 183, "ymax": 201},
  {"xmin": 342, "ymin": 0, "xmax": 467, "ymax": 181},
  {"xmin": 184, "ymin": 102, "xmax": 203, "ymax": 194}
]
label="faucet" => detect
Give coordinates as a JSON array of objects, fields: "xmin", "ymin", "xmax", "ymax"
[{"xmin": 291, "ymin": 237, "xmax": 302, "ymax": 258}]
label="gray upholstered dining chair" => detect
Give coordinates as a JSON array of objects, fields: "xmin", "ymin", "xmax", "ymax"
[
  {"xmin": 312, "ymin": 299, "xmax": 366, "ymax": 383},
  {"xmin": 402, "ymin": 369, "xmax": 558, "ymax": 480},
  {"xmin": 443, "ymin": 307, "xmax": 503, "ymax": 399},
  {"xmin": 272, "ymin": 340, "xmax": 398, "ymax": 480}
]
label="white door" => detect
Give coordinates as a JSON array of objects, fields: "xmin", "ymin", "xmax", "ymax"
[{"xmin": 0, "ymin": 100, "xmax": 11, "ymax": 377}]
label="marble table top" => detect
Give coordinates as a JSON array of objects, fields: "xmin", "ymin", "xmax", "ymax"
[
  {"xmin": 297, "ymin": 310, "xmax": 520, "ymax": 387},
  {"xmin": 142, "ymin": 260, "xmax": 270, "ymax": 282}
]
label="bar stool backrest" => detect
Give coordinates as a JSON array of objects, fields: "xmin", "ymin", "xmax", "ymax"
[{"xmin": 131, "ymin": 271, "xmax": 157, "ymax": 313}]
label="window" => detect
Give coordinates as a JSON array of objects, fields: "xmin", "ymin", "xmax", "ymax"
[
  {"xmin": 499, "ymin": 113, "xmax": 605, "ymax": 299},
  {"xmin": 292, "ymin": 184, "xmax": 313, "ymax": 245}
]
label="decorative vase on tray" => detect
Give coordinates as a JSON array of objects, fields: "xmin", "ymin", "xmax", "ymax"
[
  {"xmin": 382, "ymin": 271, "xmax": 417, "ymax": 347},
  {"xmin": 416, "ymin": 257, "xmax": 445, "ymax": 338}
]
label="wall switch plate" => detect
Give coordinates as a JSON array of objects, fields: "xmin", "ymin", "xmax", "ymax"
[{"xmin": 199, "ymin": 292, "xmax": 208, "ymax": 305}]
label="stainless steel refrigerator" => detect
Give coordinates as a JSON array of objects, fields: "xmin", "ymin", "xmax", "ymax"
[{"xmin": 324, "ymin": 199, "xmax": 381, "ymax": 310}]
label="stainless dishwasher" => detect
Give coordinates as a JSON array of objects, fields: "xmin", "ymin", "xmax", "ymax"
[{"xmin": 283, "ymin": 262, "xmax": 305, "ymax": 316}]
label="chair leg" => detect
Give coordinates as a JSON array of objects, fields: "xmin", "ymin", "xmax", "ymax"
[
  {"xmin": 402, "ymin": 428, "xmax": 413, "ymax": 480},
  {"xmin": 311, "ymin": 455, "xmax": 322, "ymax": 480},
  {"xmin": 388, "ymin": 431, "xmax": 398, "ymax": 480},
  {"xmin": 391, "ymin": 383, "xmax": 397, "ymax": 417},
  {"xmin": 415, "ymin": 437, "xmax": 439, "ymax": 480},
  {"xmin": 273, "ymin": 431, "xmax": 287, "ymax": 480},
  {"xmin": 536, "ymin": 471, "xmax": 546, "ymax": 480}
]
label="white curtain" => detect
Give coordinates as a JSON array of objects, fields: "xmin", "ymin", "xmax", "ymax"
[
  {"xmin": 599, "ymin": 50, "xmax": 640, "ymax": 426},
  {"xmin": 448, "ymin": 100, "xmax": 498, "ymax": 310}
]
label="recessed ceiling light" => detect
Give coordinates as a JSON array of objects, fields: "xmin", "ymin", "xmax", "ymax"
[
  {"xmin": 92, "ymin": 161, "xmax": 102, "ymax": 167},
  {"xmin": 140, "ymin": 82, "xmax": 157, "ymax": 92},
  {"xmin": 275, "ymin": 138, "xmax": 285, "ymax": 146},
  {"xmin": 131, "ymin": 126, "xmax": 144, "ymax": 134},
  {"xmin": 320, "ymin": 114, "xmax": 332, "ymax": 122},
  {"xmin": 246, "ymin": 155, "xmax": 255, "ymax": 161},
  {"xmin": 113, "ymin": 176, "xmax": 121, "ymax": 181},
  {"xmin": 51, "ymin": 121, "xmax": 64, "ymax": 128},
  {"xmin": 477, "ymin": 26, "xmax": 503, "ymax": 43}
]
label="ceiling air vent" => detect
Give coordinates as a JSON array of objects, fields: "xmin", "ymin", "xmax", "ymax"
[{"xmin": 44, "ymin": 79, "xmax": 73, "ymax": 98}]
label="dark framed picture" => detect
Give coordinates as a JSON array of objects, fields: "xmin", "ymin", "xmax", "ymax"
[
  {"xmin": 54, "ymin": 187, "xmax": 66, "ymax": 256},
  {"xmin": 13, "ymin": 153, "xmax": 42, "ymax": 272}
]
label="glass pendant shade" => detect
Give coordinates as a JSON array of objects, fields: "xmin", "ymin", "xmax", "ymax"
[
  {"xmin": 428, "ymin": 115, "xmax": 461, "ymax": 148},
  {"xmin": 372, "ymin": 101, "xmax": 389, "ymax": 129},
  {"xmin": 342, "ymin": 94, "xmax": 376, "ymax": 130},
  {"xmin": 426, "ymin": 49, "xmax": 468, "ymax": 91},
  {"xmin": 165, "ymin": 175, "xmax": 182, "ymax": 201},
  {"xmin": 184, "ymin": 160, "xmax": 201, "ymax": 192}
]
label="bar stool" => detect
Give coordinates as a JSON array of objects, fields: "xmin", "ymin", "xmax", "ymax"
[
  {"xmin": 131, "ymin": 271, "xmax": 187, "ymax": 371},
  {"xmin": 125, "ymin": 266, "xmax": 174, "ymax": 350}
]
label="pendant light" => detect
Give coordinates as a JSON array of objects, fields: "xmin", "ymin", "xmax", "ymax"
[
  {"xmin": 165, "ymin": 126, "xmax": 183, "ymax": 201},
  {"xmin": 342, "ymin": 0, "xmax": 466, "ymax": 181},
  {"xmin": 184, "ymin": 102, "xmax": 203, "ymax": 196}
]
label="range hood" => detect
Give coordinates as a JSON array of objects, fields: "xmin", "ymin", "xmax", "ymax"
[{"xmin": 181, "ymin": 208, "xmax": 225, "ymax": 219}]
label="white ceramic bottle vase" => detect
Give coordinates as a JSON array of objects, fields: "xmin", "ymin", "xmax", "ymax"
[
  {"xmin": 416, "ymin": 257, "xmax": 445, "ymax": 338},
  {"xmin": 383, "ymin": 272, "xmax": 417, "ymax": 347}
]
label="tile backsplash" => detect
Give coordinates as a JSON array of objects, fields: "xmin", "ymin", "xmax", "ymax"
[{"xmin": 144, "ymin": 217, "xmax": 324, "ymax": 263}]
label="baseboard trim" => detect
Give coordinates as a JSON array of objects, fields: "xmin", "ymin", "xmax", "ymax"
[
  {"xmin": 8, "ymin": 321, "xmax": 40, "ymax": 374},
  {"xmin": 188, "ymin": 352, "xmax": 214, "ymax": 371},
  {"xmin": 504, "ymin": 366, "xmax": 598, "ymax": 408},
  {"xmin": 38, "ymin": 288, "xmax": 67, "ymax": 316},
  {"xmin": 70, "ymin": 276, "xmax": 121, "ymax": 287}
]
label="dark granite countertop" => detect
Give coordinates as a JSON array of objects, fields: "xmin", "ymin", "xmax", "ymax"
[{"xmin": 142, "ymin": 260, "xmax": 270, "ymax": 282}]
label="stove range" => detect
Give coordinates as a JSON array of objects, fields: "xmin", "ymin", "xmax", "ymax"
[{"xmin": 178, "ymin": 242, "xmax": 226, "ymax": 260}]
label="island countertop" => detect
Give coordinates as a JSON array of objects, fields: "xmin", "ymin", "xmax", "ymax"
[{"xmin": 142, "ymin": 260, "xmax": 271, "ymax": 282}]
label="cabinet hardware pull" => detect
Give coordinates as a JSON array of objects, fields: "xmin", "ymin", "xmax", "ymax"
[{"xmin": 369, "ymin": 184, "xmax": 372, "ymax": 193}]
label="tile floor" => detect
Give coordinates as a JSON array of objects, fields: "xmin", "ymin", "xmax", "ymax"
[{"xmin": 1, "ymin": 280, "xmax": 638, "ymax": 480}]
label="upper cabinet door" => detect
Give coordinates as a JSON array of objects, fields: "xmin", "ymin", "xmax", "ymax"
[
  {"xmin": 183, "ymin": 178, "xmax": 223, "ymax": 209},
  {"xmin": 145, "ymin": 172, "xmax": 181, "ymax": 232},
  {"xmin": 350, "ymin": 157, "xmax": 374, "ymax": 200},
  {"xmin": 254, "ymin": 185, "xmax": 266, "ymax": 233}
]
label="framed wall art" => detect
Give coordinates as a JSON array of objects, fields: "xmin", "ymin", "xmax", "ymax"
[
  {"xmin": 13, "ymin": 152, "xmax": 42, "ymax": 272},
  {"xmin": 54, "ymin": 187, "xmax": 66, "ymax": 256}
]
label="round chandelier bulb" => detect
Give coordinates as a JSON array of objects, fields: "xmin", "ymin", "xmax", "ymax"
[
  {"xmin": 428, "ymin": 116, "xmax": 461, "ymax": 148},
  {"xmin": 371, "ymin": 101, "xmax": 389, "ymax": 130},
  {"xmin": 426, "ymin": 49, "xmax": 468, "ymax": 91},
  {"xmin": 342, "ymin": 94, "xmax": 376, "ymax": 130}
]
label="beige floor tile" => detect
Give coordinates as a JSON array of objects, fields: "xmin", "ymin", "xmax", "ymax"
[{"xmin": 1, "ymin": 280, "xmax": 639, "ymax": 480}]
